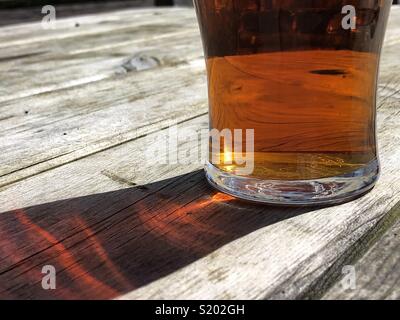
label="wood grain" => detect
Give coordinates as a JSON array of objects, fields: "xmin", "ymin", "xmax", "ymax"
[
  {"xmin": 0, "ymin": 10, "xmax": 204, "ymax": 188},
  {"xmin": 0, "ymin": 8, "xmax": 199, "ymax": 103},
  {"xmin": 0, "ymin": 1, "xmax": 154, "ymax": 27},
  {"xmin": 323, "ymin": 204, "xmax": 400, "ymax": 300},
  {"xmin": 0, "ymin": 7, "xmax": 399, "ymax": 300}
]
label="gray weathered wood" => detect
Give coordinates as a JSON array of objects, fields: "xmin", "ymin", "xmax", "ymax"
[
  {"xmin": 0, "ymin": 1, "xmax": 155, "ymax": 26},
  {"xmin": 0, "ymin": 8, "xmax": 203, "ymax": 188},
  {"xmin": 323, "ymin": 204, "xmax": 400, "ymax": 300},
  {"xmin": 0, "ymin": 7, "xmax": 399, "ymax": 300},
  {"xmin": 0, "ymin": 8, "xmax": 199, "ymax": 103}
]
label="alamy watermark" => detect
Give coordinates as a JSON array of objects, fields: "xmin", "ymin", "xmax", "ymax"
[
  {"xmin": 341, "ymin": 265, "xmax": 357, "ymax": 291},
  {"xmin": 144, "ymin": 123, "xmax": 255, "ymax": 176},
  {"xmin": 41, "ymin": 265, "xmax": 56, "ymax": 290},
  {"xmin": 342, "ymin": 5, "xmax": 357, "ymax": 30},
  {"xmin": 41, "ymin": 5, "xmax": 57, "ymax": 30}
]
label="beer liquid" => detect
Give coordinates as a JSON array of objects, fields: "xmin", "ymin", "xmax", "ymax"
[{"xmin": 195, "ymin": 0, "xmax": 391, "ymax": 180}]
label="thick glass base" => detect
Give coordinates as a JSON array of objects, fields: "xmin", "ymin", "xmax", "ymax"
[{"xmin": 205, "ymin": 160, "xmax": 380, "ymax": 206}]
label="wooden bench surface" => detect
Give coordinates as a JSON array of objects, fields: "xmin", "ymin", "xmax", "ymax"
[{"xmin": 0, "ymin": 6, "xmax": 399, "ymax": 300}]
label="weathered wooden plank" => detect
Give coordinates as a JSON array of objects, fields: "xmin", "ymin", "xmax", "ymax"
[
  {"xmin": 0, "ymin": 1, "xmax": 155, "ymax": 27},
  {"xmin": 323, "ymin": 205, "xmax": 400, "ymax": 300},
  {"xmin": 0, "ymin": 30, "xmax": 201, "ymax": 102},
  {"xmin": 0, "ymin": 8, "xmax": 199, "ymax": 102},
  {"xmin": 383, "ymin": 6, "xmax": 400, "ymax": 47},
  {"xmin": 0, "ymin": 116, "xmax": 209, "ymax": 299},
  {"xmin": 0, "ymin": 58, "xmax": 206, "ymax": 189},
  {"xmin": 0, "ymin": 7, "xmax": 187, "ymax": 43},
  {"xmin": 0, "ymin": 9, "xmax": 203, "ymax": 189},
  {"xmin": 0, "ymin": 33, "xmax": 200, "ymax": 103},
  {"xmin": 0, "ymin": 114, "xmax": 207, "ymax": 211}
]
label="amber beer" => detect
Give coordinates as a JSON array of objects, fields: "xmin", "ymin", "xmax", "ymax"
[{"xmin": 194, "ymin": 0, "xmax": 392, "ymax": 205}]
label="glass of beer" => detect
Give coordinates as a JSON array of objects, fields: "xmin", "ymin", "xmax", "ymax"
[{"xmin": 194, "ymin": 0, "xmax": 392, "ymax": 205}]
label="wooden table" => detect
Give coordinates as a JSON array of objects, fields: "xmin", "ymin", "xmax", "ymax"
[{"xmin": 0, "ymin": 7, "xmax": 399, "ymax": 300}]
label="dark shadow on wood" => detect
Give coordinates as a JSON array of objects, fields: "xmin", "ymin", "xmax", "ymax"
[{"xmin": 0, "ymin": 170, "xmax": 321, "ymax": 299}]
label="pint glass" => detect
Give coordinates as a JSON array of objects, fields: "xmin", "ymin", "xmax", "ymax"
[{"xmin": 194, "ymin": 0, "xmax": 392, "ymax": 205}]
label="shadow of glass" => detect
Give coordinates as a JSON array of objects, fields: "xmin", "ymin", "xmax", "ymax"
[{"xmin": 0, "ymin": 170, "xmax": 320, "ymax": 299}]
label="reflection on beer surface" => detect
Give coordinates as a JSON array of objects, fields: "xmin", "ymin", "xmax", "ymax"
[{"xmin": 194, "ymin": 0, "xmax": 391, "ymax": 180}]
